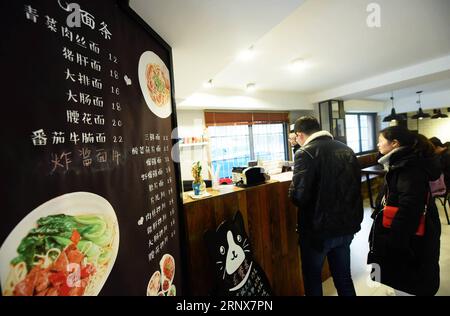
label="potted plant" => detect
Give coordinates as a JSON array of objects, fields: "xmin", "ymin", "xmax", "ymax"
[{"xmin": 191, "ymin": 161, "xmax": 205, "ymax": 195}]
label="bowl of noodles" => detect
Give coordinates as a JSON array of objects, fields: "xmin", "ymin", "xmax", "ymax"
[
  {"xmin": 0, "ymin": 192, "xmax": 119, "ymax": 296},
  {"xmin": 146, "ymin": 270, "xmax": 160, "ymax": 296},
  {"xmin": 138, "ymin": 51, "xmax": 172, "ymax": 119}
]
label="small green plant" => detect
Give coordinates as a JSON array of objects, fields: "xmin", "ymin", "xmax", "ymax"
[{"xmin": 192, "ymin": 161, "xmax": 202, "ymax": 184}]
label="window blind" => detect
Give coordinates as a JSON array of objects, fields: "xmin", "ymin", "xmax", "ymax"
[{"xmin": 204, "ymin": 111, "xmax": 289, "ymax": 127}]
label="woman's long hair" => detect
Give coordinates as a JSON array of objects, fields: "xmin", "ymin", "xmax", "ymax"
[
  {"xmin": 414, "ymin": 133, "xmax": 435, "ymax": 158},
  {"xmin": 379, "ymin": 126, "xmax": 435, "ymax": 158}
]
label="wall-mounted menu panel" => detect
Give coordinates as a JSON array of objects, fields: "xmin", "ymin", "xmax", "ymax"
[{"xmin": 0, "ymin": 0, "xmax": 184, "ymax": 296}]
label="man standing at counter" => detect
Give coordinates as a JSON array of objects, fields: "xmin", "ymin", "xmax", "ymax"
[
  {"xmin": 289, "ymin": 116, "xmax": 363, "ymax": 296},
  {"xmin": 289, "ymin": 132, "xmax": 301, "ymax": 156}
]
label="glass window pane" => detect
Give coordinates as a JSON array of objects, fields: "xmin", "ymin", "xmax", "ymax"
[
  {"xmin": 345, "ymin": 114, "xmax": 377, "ymax": 153},
  {"xmin": 252, "ymin": 123, "xmax": 286, "ymax": 162},
  {"xmin": 209, "ymin": 125, "xmax": 251, "ymax": 179},
  {"xmin": 209, "ymin": 123, "xmax": 288, "ymax": 179},
  {"xmin": 347, "ymin": 141, "xmax": 360, "ymax": 153},
  {"xmin": 366, "ymin": 115, "xmax": 376, "ymax": 151},
  {"xmin": 359, "ymin": 115, "xmax": 368, "ymax": 128},
  {"xmin": 345, "ymin": 115, "xmax": 360, "ymax": 152},
  {"xmin": 345, "ymin": 114, "xmax": 358, "ymax": 129}
]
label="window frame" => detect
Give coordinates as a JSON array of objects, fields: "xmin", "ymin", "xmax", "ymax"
[{"xmin": 345, "ymin": 113, "xmax": 377, "ymax": 155}]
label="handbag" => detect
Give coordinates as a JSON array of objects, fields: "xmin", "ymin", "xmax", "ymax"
[
  {"xmin": 381, "ymin": 188, "xmax": 429, "ymax": 237},
  {"xmin": 429, "ymin": 173, "xmax": 446, "ymax": 197}
]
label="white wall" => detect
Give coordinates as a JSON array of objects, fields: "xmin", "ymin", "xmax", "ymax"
[
  {"xmin": 289, "ymin": 110, "xmax": 316, "ymax": 125},
  {"xmin": 178, "ymin": 88, "xmax": 313, "ymax": 111},
  {"xmin": 176, "ymin": 109, "xmax": 205, "ymax": 137},
  {"xmin": 345, "ymin": 100, "xmax": 385, "ymax": 113},
  {"xmin": 176, "ymin": 110, "xmax": 209, "ymax": 182},
  {"xmin": 407, "ymin": 116, "xmax": 450, "ymax": 143}
]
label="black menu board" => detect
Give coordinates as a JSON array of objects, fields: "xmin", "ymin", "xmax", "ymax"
[{"xmin": 0, "ymin": 0, "xmax": 185, "ymax": 296}]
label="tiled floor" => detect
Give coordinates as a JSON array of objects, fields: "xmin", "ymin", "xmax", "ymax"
[{"xmin": 322, "ymin": 199, "xmax": 450, "ymax": 296}]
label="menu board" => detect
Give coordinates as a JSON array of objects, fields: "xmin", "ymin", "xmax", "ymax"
[{"xmin": 0, "ymin": 0, "xmax": 184, "ymax": 296}]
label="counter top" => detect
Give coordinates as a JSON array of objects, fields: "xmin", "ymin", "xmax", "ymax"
[
  {"xmin": 269, "ymin": 171, "xmax": 293, "ymax": 182},
  {"xmin": 182, "ymin": 179, "xmax": 282, "ymax": 204}
]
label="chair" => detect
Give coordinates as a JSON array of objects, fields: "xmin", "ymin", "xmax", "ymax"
[{"xmin": 434, "ymin": 191, "xmax": 450, "ymax": 225}]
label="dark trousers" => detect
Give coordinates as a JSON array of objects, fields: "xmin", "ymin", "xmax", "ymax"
[{"xmin": 299, "ymin": 234, "xmax": 356, "ymax": 296}]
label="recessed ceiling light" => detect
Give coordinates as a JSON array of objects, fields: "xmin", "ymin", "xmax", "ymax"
[
  {"xmin": 289, "ymin": 58, "xmax": 307, "ymax": 72},
  {"xmin": 238, "ymin": 46, "xmax": 255, "ymax": 61},
  {"xmin": 203, "ymin": 79, "xmax": 213, "ymax": 89},
  {"xmin": 246, "ymin": 83, "xmax": 256, "ymax": 92}
]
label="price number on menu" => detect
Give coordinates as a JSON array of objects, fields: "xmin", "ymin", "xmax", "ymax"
[
  {"xmin": 112, "ymin": 119, "xmax": 123, "ymax": 127},
  {"xmin": 109, "ymin": 53, "xmax": 119, "ymax": 64},
  {"xmin": 110, "ymin": 69, "xmax": 119, "ymax": 80},
  {"xmin": 113, "ymin": 136, "xmax": 123, "ymax": 143},
  {"xmin": 111, "ymin": 86, "xmax": 120, "ymax": 96},
  {"xmin": 112, "ymin": 102, "xmax": 122, "ymax": 111}
]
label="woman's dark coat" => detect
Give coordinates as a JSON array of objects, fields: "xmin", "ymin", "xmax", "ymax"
[{"xmin": 367, "ymin": 147, "xmax": 441, "ymax": 295}]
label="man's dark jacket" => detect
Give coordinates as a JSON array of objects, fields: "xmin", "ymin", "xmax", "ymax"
[{"xmin": 289, "ymin": 132, "xmax": 363, "ymax": 240}]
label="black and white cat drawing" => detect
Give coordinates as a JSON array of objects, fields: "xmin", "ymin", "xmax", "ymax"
[{"xmin": 204, "ymin": 211, "xmax": 271, "ymax": 296}]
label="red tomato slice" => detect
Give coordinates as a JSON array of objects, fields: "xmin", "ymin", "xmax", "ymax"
[
  {"xmin": 70, "ymin": 230, "xmax": 81, "ymax": 245},
  {"xmin": 58, "ymin": 284, "xmax": 71, "ymax": 296},
  {"xmin": 49, "ymin": 272, "xmax": 67, "ymax": 286},
  {"xmin": 81, "ymin": 264, "xmax": 96, "ymax": 278}
]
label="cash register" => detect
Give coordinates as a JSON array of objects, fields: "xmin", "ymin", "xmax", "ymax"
[{"xmin": 231, "ymin": 166, "xmax": 268, "ymax": 187}]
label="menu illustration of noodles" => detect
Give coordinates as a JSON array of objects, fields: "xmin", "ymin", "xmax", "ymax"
[
  {"xmin": 0, "ymin": 192, "xmax": 119, "ymax": 296},
  {"xmin": 138, "ymin": 51, "xmax": 173, "ymax": 119}
]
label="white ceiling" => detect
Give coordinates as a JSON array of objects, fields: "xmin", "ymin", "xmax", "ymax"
[
  {"xmin": 366, "ymin": 77, "xmax": 450, "ymax": 101},
  {"xmin": 129, "ymin": 0, "xmax": 305, "ymax": 101},
  {"xmin": 130, "ymin": 0, "xmax": 450, "ymax": 109}
]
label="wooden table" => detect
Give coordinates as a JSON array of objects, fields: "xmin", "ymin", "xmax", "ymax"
[
  {"xmin": 361, "ymin": 165, "xmax": 386, "ymax": 209},
  {"xmin": 181, "ymin": 174, "xmax": 330, "ymax": 296}
]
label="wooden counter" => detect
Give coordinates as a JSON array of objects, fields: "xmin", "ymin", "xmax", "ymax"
[{"xmin": 182, "ymin": 174, "xmax": 330, "ymax": 296}]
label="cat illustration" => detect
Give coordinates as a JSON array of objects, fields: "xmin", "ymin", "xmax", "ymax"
[{"xmin": 204, "ymin": 211, "xmax": 271, "ymax": 296}]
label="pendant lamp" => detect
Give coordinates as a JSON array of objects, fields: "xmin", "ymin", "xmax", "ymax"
[
  {"xmin": 431, "ymin": 109, "xmax": 448, "ymax": 119},
  {"xmin": 411, "ymin": 91, "xmax": 430, "ymax": 120},
  {"xmin": 383, "ymin": 92, "xmax": 404, "ymax": 122}
]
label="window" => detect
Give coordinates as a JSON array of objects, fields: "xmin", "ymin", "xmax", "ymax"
[
  {"xmin": 345, "ymin": 113, "xmax": 377, "ymax": 154},
  {"xmin": 209, "ymin": 123, "xmax": 288, "ymax": 179},
  {"xmin": 252, "ymin": 124, "xmax": 286, "ymax": 161}
]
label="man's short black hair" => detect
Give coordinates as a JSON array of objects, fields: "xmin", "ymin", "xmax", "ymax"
[
  {"xmin": 294, "ymin": 116, "xmax": 320, "ymax": 135},
  {"xmin": 429, "ymin": 137, "xmax": 444, "ymax": 148}
]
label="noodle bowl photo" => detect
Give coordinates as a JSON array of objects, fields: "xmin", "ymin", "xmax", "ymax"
[
  {"xmin": 138, "ymin": 51, "xmax": 172, "ymax": 119},
  {"xmin": 146, "ymin": 63, "xmax": 170, "ymax": 107},
  {"xmin": 0, "ymin": 192, "xmax": 119, "ymax": 296}
]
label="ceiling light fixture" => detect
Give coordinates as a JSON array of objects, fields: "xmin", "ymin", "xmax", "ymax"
[
  {"xmin": 238, "ymin": 45, "xmax": 255, "ymax": 61},
  {"xmin": 289, "ymin": 58, "xmax": 306, "ymax": 72},
  {"xmin": 431, "ymin": 109, "xmax": 448, "ymax": 119},
  {"xmin": 383, "ymin": 92, "xmax": 404, "ymax": 122},
  {"xmin": 203, "ymin": 79, "xmax": 213, "ymax": 89},
  {"xmin": 246, "ymin": 83, "xmax": 256, "ymax": 92},
  {"xmin": 411, "ymin": 91, "xmax": 430, "ymax": 120}
]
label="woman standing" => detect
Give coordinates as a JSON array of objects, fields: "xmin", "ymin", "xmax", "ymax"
[{"xmin": 368, "ymin": 126, "xmax": 441, "ymax": 296}]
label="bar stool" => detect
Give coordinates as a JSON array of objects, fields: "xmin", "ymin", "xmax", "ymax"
[{"xmin": 435, "ymin": 191, "xmax": 450, "ymax": 225}]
